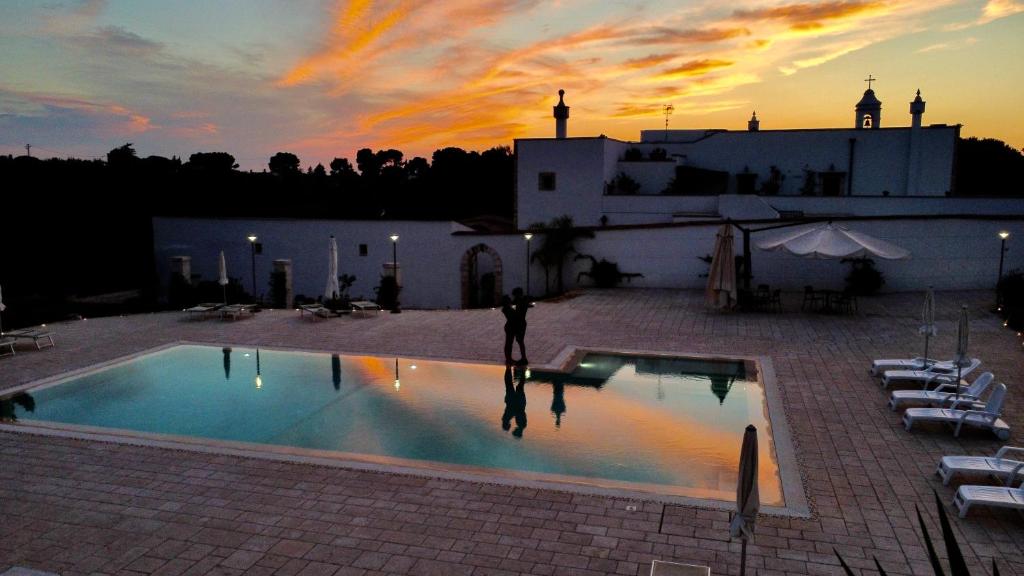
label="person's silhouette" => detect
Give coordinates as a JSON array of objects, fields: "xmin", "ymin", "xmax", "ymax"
[
  {"xmin": 551, "ymin": 380, "xmax": 566, "ymax": 427},
  {"xmin": 512, "ymin": 287, "xmax": 529, "ymax": 365},
  {"xmin": 501, "ymin": 294, "xmax": 517, "ymax": 365},
  {"xmin": 501, "ymin": 365, "xmax": 528, "ymax": 437}
]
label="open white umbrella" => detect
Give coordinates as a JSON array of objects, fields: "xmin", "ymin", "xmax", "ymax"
[
  {"xmin": 954, "ymin": 305, "xmax": 970, "ymax": 400},
  {"xmin": 730, "ymin": 424, "xmax": 760, "ymax": 576},
  {"xmin": 325, "ymin": 235, "xmax": 340, "ymax": 302},
  {"xmin": 919, "ymin": 288, "xmax": 937, "ymax": 368},
  {"xmin": 706, "ymin": 224, "xmax": 737, "ymax": 309},
  {"xmin": 218, "ymin": 251, "xmax": 229, "ymax": 304},
  {"xmin": 756, "ymin": 222, "xmax": 910, "ymax": 260}
]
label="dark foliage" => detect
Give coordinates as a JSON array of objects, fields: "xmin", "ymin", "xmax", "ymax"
[
  {"xmin": 574, "ymin": 255, "xmax": 643, "ymax": 288},
  {"xmin": 843, "ymin": 257, "xmax": 885, "ymax": 295},
  {"xmin": 955, "ymin": 137, "xmax": 1024, "ymax": 197},
  {"xmin": 607, "ymin": 172, "xmax": 641, "ymax": 195},
  {"xmin": 375, "ymin": 275, "xmax": 401, "ymax": 309},
  {"xmin": 997, "ymin": 269, "xmax": 1023, "ymax": 330},
  {"xmin": 269, "ymin": 271, "xmax": 288, "ymax": 308}
]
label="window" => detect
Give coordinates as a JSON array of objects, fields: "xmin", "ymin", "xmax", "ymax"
[
  {"xmin": 538, "ymin": 172, "xmax": 556, "ymax": 191},
  {"xmin": 359, "ymin": 244, "xmax": 368, "ymax": 256}
]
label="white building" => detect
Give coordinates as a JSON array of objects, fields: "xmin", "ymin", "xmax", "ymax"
[
  {"xmin": 516, "ymin": 86, "xmax": 960, "ymax": 228},
  {"xmin": 152, "ymin": 84, "xmax": 1024, "ymax": 307}
]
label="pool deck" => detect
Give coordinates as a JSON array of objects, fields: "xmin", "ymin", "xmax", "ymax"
[{"xmin": 1, "ymin": 288, "xmax": 1022, "ymax": 576}]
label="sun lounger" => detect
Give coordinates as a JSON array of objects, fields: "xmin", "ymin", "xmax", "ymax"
[
  {"xmin": 350, "ymin": 300, "xmax": 382, "ymax": 315},
  {"xmin": 887, "ymin": 372, "xmax": 993, "ymax": 411},
  {"xmin": 0, "ymin": 337, "xmax": 15, "ymax": 356},
  {"xmin": 902, "ymin": 383, "xmax": 1011, "ymax": 440},
  {"xmin": 220, "ymin": 303, "xmax": 255, "ymax": 320},
  {"xmin": 2, "ymin": 327, "xmax": 55, "ymax": 350},
  {"xmin": 881, "ymin": 358, "xmax": 980, "ymax": 389},
  {"xmin": 300, "ymin": 303, "xmax": 341, "ymax": 320},
  {"xmin": 870, "ymin": 357, "xmax": 955, "ymax": 376},
  {"xmin": 937, "ymin": 446, "xmax": 1024, "ymax": 485},
  {"xmin": 184, "ymin": 302, "xmax": 223, "ymax": 319},
  {"xmin": 953, "ymin": 480, "xmax": 1024, "ymax": 518}
]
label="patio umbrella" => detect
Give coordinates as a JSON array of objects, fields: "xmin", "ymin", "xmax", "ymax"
[
  {"xmin": 331, "ymin": 354, "xmax": 341, "ymax": 391},
  {"xmin": 730, "ymin": 424, "xmax": 759, "ymax": 576},
  {"xmin": 222, "ymin": 347, "xmax": 232, "ymax": 380},
  {"xmin": 954, "ymin": 305, "xmax": 970, "ymax": 400},
  {"xmin": 326, "ymin": 235, "xmax": 340, "ymax": 302},
  {"xmin": 919, "ymin": 288, "xmax": 937, "ymax": 368},
  {"xmin": 756, "ymin": 222, "xmax": 910, "ymax": 260},
  {"xmin": 0, "ymin": 283, "xmax": 6, "ymax": 334},
  {"xmin": 706, "ymin": 224, "xmax": 737, "ymax": 309},
  {"xmin": 218, "ymin": 250, "xmax": 229, "ymax": 305}
]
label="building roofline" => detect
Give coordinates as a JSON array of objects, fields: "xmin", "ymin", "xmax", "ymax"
[{"xmin": 513, "ymin": 136, "xmax": 630, "ymax": 144}]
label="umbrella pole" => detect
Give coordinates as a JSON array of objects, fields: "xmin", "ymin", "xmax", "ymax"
[
  {"xmin": 740, "ymin": 537, "xmax": 748, "ymax": 576},
  {"xmin": 923, "ymin": 334, "xmax": 929, "ymax": 369},
  {"xmin": 223, "ymin": 285, "xmax": 227, "ymax": 306}
]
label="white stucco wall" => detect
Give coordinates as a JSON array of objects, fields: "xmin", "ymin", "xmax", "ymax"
[{"xmin": 153, "ymin": 218, "xmax": 541, "ymax": 309}]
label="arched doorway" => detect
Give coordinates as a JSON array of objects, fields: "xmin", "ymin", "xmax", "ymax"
[{"xmin": 461, "ymin": 244, "xmax": 503, "ymax": 309}]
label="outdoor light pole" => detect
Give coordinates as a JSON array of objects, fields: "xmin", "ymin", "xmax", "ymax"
[
  {"xmin": 997, "ymin": 231, "xmax": 1010, "ymax": 307},
  {"xmin": 390, "ymin": 234, "xmax": 400, "ymax": 313},
  {"xmin": 524, "ymin": 233, "xmax": 533, "ymax": 297},
  {"xmin": 247, "ymin": 234, "xmax": 258, "ymax": 303}
]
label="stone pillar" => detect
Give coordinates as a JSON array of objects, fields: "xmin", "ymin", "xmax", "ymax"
[
  {"xmin": 273, "ymin": 259, "xmax": 294, "ymax": 309},
  {"xmin": 170, "ymin": 256, "xmax": 191, "ymax": 283}
]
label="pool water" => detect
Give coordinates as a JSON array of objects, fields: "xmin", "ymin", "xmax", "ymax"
[{"xmin": 9, "ymin": 345, "xmax": 783, "ymax": 504}]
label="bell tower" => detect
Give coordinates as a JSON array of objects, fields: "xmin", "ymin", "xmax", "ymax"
[{"xmin": 855, "ymin": 75, "xmax": 881, "ymax": 129}]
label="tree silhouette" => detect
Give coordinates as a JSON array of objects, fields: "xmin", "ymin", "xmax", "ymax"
[
  {"xmin": 107, "ymin": 143, "xmax": 138, "ymax": 167},
  {"xmin": 187, "ymin": 152, "xmax": 237, "ymax": 171},
  {"xmin": 268, "ymin": 152, "xmax": 301, "ymax": 176},
  {"xmin": 531, "ymin": 216, "xmax": 594, "ymax": 295}
]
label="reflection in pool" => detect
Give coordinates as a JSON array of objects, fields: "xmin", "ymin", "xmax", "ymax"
[{"xmin": 10, "ymin": 345, "xmax": 783, "ymax": 504}]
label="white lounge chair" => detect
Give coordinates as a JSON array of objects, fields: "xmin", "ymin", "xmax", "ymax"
[
  {"xmin": 881, "ymin": 358, "xmax": 981, "ymax": 389},
  {"xmin": 184, "ymin": 302, "xmax": 223, "ymax": 320},
  {"xmin": 902, "ymin": 383, "xmax": 1011, "ymax": 440},
  {"xmin": 2, "ymin": 327, "xmax": 55, "ymax": 349},
  {"xmin": 887, "ymin": 372, "xmax": 993, "ymax": 411},
  {"xmin": 937, "ymin": 446, "xmax": 1024, "ymax": 485},
  {"xmin": 0, "ymin": 337, "xmax": 15, "ymax": 357},
  {"xmin": 953, "ymin": 479, "xmax": 1024, "ymax": 518},
  {"xmin": 870, "ymin": 357, "xmax": 955, "ymax": 376}
]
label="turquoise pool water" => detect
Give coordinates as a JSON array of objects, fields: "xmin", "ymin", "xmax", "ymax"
[{"xmin": 8, "ymin": 345, "xmax": 782, "ymax": 503}]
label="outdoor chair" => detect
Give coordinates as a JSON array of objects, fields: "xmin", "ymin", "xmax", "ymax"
[
  {"xmin": 871, "ymin": 357, "xmax": 957, "ymax": 376},
  {"xmin": 300, "ymin": 303, "xmax": 342, "ymax": 320},
  {"xmin": 768, "ymin": 289, "xmax": 782, "ymax": 311},
  {"xmin": 801, "ymin": 286, "xmax": 824, "ymax": 311},
  {"xmin": 937, "ymin": 445, "xmax": 1024, "ymax": 485},
  {"xmin": 835, "ymin": 291, "xmax": 857, "ymax": 314},
  {"xmin": 350, "ymin": 300, "xmax": 383, "ymax": 315},
  {"xmin": 881, "ymin": 357, "xmax": 981, "ymax": 389},
  {"xmin": 0, "ymin": 337, "xmax": 15, "ymax": 357},
  {"xmin": 953, "ymin": 479, "xmax": 1024, "ymax": 518},
  {"xmin": 902, "ymin": 383, "xmax": 1011, "ymax": 440},
  {"xmin": 2, "ymin": 327, "xmax": 55, "ymax": 350},
  {"xmin": 184, "ymin": 302, "xmax": 223, "ymax": 320},
  {"xmin": 220, "ymin": 303, "xmax": 256, "ymax": 321},
  {"xmin": 887, "ymin": 372, "xmax": 993, "ymax": 411}
]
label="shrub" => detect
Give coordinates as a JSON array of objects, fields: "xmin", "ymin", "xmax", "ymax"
[
  {"xmin": 843, "ymin": 257, "xmax": 884, "ymax": 295},
  {"xmin": 623, "ymin": 148, "xmax": 644, "ymax": 161},
  {"xmin": 649, "ymin": 147, "xmax": 668, "ymax": 161},
  {"xmin": 997, "ymin": 269, "xmax": 1023, "ymax": 329},
  {"xmin": 375, "ymin": 275, "xmax": 401, "ymax": 309}
]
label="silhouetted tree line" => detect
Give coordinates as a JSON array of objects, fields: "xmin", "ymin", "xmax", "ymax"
[
  {"xmin": 955, "ymin": 137, "xmax": 1024, "ymax": 197},
  {"xmin": 0, "ymin": 143, "xmax": 514, "ymax": 327}
]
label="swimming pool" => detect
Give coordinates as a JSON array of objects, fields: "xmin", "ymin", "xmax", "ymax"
[{"xmin": 6, "ymin": 344, "xmax": 785, "ymax": 505}]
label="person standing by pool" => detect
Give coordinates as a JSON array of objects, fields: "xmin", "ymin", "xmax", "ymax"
[
  {"xmin": 501, "ymin": 295, "xmax": 518, "ymax": 365},
  {"xmin": 512, "ymin": 287, "xmax": 529, "ymax": 365},
  {"xmin": 501, "ymin": 365, "xmax": 528, "ymax": 438}
]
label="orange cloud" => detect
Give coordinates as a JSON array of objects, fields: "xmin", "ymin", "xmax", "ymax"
[
  {"xmin": 654, "ymin": 59, "xmax": 734, "ymax": 81},
  {"xmin": 732, "ymin": 1, "xmax": 888, "ymax": 25}
]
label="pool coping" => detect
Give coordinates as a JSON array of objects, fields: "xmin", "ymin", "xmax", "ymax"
[{"xmin": 1, "ymin": 340, "xmax": 810, "ymax": 518}]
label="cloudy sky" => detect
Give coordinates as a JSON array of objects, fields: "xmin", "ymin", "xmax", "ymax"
[{"xmin": 1, "ymin": 0, "xmax": 1021, "ymax": 169}]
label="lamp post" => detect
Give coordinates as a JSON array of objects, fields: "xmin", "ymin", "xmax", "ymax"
[
  {"xmin": 389, "ymin": 234, "xmax": 401, "ymax": 313},
  {"xmin": 247, "ymin": 234, "xmax": 258, "ymax": 303},
  {"xmin": 997, "ymin": 231, "xmax": 1010, "ymax": 308},
  {"xmin": 523, "ymin": 233, "xmax": 533, "ymax": 297}
]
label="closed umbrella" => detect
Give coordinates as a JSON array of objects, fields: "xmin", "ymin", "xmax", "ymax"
[
  {"xmin": 706, "ymin": 224, "xmax": 737, "ymax": 309},
  {"xmin": 326, "ymin": 235, "xmax": 340, "ymax": 302},
  {"xmin": 756, "ymin": 222, "xmax": 910, "ymax": 260},
  {"xmin": 218, "ymin": 251, "xmax": 229, "ymax": 305},
  {"xmin": 919, "ymin": 288, "xmax": 936, "ymax": 369},
  {"xmin": 954, "ymin": 305, "xmax": 970, "ymax": 400},
  {"xmin": 730, "ymin": 424, "xmax": 759, "ymax": 576},
  {"xmin": 0, "ymin": 284, "xmax": 6, "ymax": 334}
]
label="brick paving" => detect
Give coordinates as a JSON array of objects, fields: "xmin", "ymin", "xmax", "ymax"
[{"xmin": 0, "ymin": 288, "xmax": 1021, "ymax": 576}]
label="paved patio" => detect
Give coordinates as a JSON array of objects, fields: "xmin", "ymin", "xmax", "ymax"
[{"xmin": 1, "ymin": 289, "xmax": 1021, "ymax": 576}]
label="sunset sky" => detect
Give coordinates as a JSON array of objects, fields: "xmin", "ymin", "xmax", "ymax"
[{"xmin": 1, "ymin": 0, "xmax": 1021, "ymax": 170}]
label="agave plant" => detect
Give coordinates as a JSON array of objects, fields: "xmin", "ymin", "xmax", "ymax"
[{"xmin": 834, "ymin": 491, "xmax": 999, "ymax": 576}]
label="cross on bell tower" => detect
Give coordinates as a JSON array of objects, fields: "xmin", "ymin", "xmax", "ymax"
[
  {"xmin": 864, "ymin": 74, "xmax": 876, "ymax": 90},
  {"xmin": 855, "ymin": 75, "xmax": 881, "ymax": 129}
]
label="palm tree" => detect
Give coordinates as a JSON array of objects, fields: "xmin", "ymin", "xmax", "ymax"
[{"xmin": 530, "ymin": 216, "xmax": 594, "ymax": 295}]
